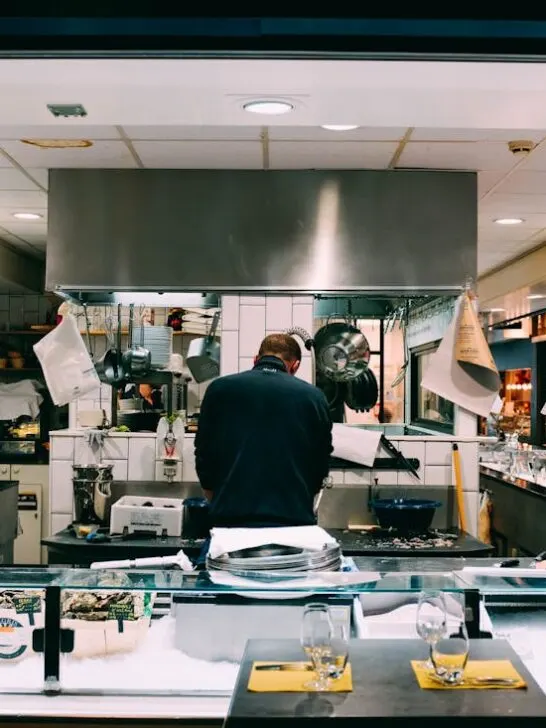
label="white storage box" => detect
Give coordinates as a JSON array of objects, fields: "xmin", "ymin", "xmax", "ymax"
[{"xmin": 109, "ymin": 496, "xmax": 183, "ymax": 537}]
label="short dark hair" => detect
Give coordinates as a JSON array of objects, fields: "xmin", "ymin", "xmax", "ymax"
[{"xmin": 258, "ymin": 333, "xmax": 302, "ymax": 362}]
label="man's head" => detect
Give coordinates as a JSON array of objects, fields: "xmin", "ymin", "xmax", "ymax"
[{"xmin": 256, "ymin": 333, "xmax": 302, "ymax": 375}]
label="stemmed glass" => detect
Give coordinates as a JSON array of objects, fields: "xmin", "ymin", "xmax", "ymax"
[
  {"xmin": 328, "ymin": 617, "xmax": 349, "ymax": 680},
  {"xmin": 431, "ymin": 620, "xmax": 470, "ymax": 684},
  {"xmin": 416, "ymin": 590, "xmax": 448, "ymax": 670},
  {"xmin": 300, "ymin": 603, "xmax": 334, "ymax": 691}
]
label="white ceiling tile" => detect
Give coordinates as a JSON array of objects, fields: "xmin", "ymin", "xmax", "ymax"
[
  {"xmin": 124, "ymin": 126, "xmax": 262, "ymax": 141},
  {"xmin": 478, "ymin": 171, "xmax": 505, "ymax": 196},
  {"xmin": 0, "ymin": 125, "xmax": 120, "ymax": 140},
  {"xmin": 515, "ymin": 143, "xmax": 546, "ymax": 172},
  {"xmin": 0, "ymin": 168, "xmax": 43, "ymax": 191},
  {"xmin": 0, "ymin": 140, "xmax": 137, "ymax": 169},
  {"xmin": 0, "ymin": 190, "xmax": 47, "ymax": 208},
  {"xmin": 1, "ymin": 221, "xmax": 47, "ymax": 237},
  {"xmin": 269, "ymin": 141, "xmax": 397, "ymax": 169},
  {"xmin": 480, "ymin": 193, "xmax": 546, "ymax": 214},
  {"xmin": 133, "ymin": 141, "xmax": 262, "ymax": 168},
  {"xmin": 268, "ymin": 127, "xmax": 406, "ymax": 141},
  {"xmin": 478, "ymin": 225, "xmax": 541, "ymax": 242},
  {"xmin": 412, "ymin": 128, "xmax": 546, "ymax": 142},
  {"xmin": 398, "ymin": 142, "xmax": 516, "ymax": 171},
  {"xmin": 0, "ymin": 230, "xmax": 44, "ymax": 256},
  {"xmin": 496, "ymin": 171, "xmax": 546, "ymax": 194},
  {"xmin": 24, "ymin": 169, "xmax": 49, "ymax": 189}
]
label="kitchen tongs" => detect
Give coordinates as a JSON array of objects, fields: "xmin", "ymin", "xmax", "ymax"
[{"xmin": 379, "ymin": 434, "xmax": 420, "ymax": 480}]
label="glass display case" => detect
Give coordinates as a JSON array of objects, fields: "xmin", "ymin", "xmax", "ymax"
[{"xmin": 0, "ymin": 561, "xmax": 545, "ymax": 705}]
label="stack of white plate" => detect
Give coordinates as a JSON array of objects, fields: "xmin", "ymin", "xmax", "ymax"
[{"xmin": 131, "ymin": 326, "xmax": 173, "ymax": 369}]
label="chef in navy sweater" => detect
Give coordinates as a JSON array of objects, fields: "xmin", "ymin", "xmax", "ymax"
[{"xmin": 195, "ymin": 333, "xmax": 332, "ymax": 528}]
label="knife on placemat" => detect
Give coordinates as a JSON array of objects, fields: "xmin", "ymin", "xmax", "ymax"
[{"xmin": 255, "ymin": 663, "xmax": 313, "ymax": 672}]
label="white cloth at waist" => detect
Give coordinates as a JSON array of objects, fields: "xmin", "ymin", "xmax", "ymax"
[{"xmin": 208, "ymin": 525, "xmax": 337, "ymax": 559}]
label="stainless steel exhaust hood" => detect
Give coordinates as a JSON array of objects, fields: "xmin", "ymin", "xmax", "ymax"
[{"xmin": 46, "ymin": 169, "xmax": 477, "ymax": 301}]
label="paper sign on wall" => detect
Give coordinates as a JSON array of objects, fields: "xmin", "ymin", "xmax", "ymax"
[
  {"xmin": 541, "ymin": 402, "xmax": 546, "ymax": 416},
  {"xmin": 421, "ymin": 293, "xmax": 501, "ymax": 418}
]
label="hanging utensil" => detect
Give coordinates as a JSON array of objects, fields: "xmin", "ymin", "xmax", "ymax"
[
  {"xmin": 391, "ymin": 302, "xmax": 410, "ymax": 388},
  {"xmin": 186, "ymin": 311, "xmax": 221, "ymax": 383},
  {"xmin": 122, "ymin": 304, "xmax": 151, "ymax": 379},
  {"xmin": 95, "ymin": 305, "xmax": 125, "ymax": 386}
]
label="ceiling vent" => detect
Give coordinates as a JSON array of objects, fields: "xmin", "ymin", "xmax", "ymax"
[
  {"xmin": 508, "ymin": 139, "xmax": 535, "ymax": 156},
  {"xmin": 47, "ymin": 104, "xmax": 87, "ymax": 119}
]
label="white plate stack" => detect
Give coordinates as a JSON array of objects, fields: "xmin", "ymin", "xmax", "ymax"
[{"xmin": 131, "ymin": 327, "xmax": 173, "ymax": 369}]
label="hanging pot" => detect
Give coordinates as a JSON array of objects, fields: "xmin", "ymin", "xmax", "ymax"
[
  {"xmin": 313, "ymin": 322, "xmax": 370, "ymax": 382},
  {"xmin": 344, "ymin": 368, "xmax": 379, "ymax": 412}
]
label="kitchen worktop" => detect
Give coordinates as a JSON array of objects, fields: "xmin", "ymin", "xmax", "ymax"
[
  {"xmin": 481, "ymin": 464, "xmax": 546, "ymax": 499},
  {"xmin": 328, "ymin": 528, "xmax": 493, "ymax": 557},
  {"xmin": 225, "ymin": 638, "xmax": 546, "ymax": 727}
]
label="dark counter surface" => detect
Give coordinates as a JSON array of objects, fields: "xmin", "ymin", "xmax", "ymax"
[
  {"xmin": 328, "ymin": 528, "xmax": 493, "ymax": 557},
  {"xmin": 481, "ymin": 464, "xmax": 546, "ymax": 499},
  {"xmin": 43, "ymin": 526, "xmax": 492, "ymax": 566},
  {"xmin": 226, "ymin": 638, "xmax": 546, "ymax": 727}
]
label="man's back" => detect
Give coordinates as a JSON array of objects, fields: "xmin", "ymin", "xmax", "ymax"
[{"xmin": 195, "ymin": 358, "xmax": 332, "ymax": 527}]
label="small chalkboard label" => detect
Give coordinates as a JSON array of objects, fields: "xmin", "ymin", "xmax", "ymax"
[
  {"xmin": 108, "ymin": 601, "xmax": 135, "ymax": 633},
  {"xmin": 13, "ymin": 595, "xmax": 41, "ymax": 626}
]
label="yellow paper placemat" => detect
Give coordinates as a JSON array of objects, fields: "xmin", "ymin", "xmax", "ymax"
[
  {"xmin": 248, "ymin": 662, "xmax": 353, "ymax": 692},
  {"xmin": 412, "ymin": 660, "xmax": 527, "ymax": 690}
]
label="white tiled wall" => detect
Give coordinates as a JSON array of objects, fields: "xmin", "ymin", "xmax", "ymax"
[
  {"xmin": 220, "ymin": 294, "xmax": 315, "ymax": 381},
  {"xmin": 49, "ymin": 432, "xmax": 198, "ymax": 534},
  {"xmin": 0, "ymin": 294, "xmax": 57, "ymax": 329}
]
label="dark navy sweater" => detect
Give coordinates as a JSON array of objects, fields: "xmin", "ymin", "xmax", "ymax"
[{"xmin": 194, "ymin": 356, "xmax": 333, "ymax": 528}]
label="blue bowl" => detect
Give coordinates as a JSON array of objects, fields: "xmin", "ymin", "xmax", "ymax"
[{"xmin": 371, "ymin": 498, "xmax": 442, "ymax": 532}]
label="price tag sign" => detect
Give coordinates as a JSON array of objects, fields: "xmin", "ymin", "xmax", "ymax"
[
  {"xmin": 108, "ymin": 601, "xmax": 135, "ymax": 633},
  {"xmin": 12, "ymin": 595, "xmax": 41, "ymax": 626}
]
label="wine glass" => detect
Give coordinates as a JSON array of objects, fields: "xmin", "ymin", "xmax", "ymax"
[
  {"xmin": 431, "ymin": 621, "xmax": 470, "ymax": 684},
  {"xmin": 416, "ymin": 590, "xmax": 447, "ymax": 670},
  {"xmin": 300, "ymin": 603, "xmax": 334, "ymax": 691},
  {"xmin": 327, "ymin": 617, "xmax": 349, "ymax": 680}
]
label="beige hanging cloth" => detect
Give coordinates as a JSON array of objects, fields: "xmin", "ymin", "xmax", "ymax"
[
  {"xmin": 421, "ymin": 292, "xmax": 501, "ymax": 417},
  {"xmin": 478, "ymin": 490, "xmax": 493, "ymax": 545}
]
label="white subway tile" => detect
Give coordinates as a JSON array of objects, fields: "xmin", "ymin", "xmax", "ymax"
[
  {"xmin": 221, "ymin": 295, "xmax": 240, "ymax": 331},
  {"xmin": 454, "ymin": 407, "xmax": 478, "ymax": 437},
  {"xmin": 102, "ymin": 459, "xmax": 128, "ymax": 480},
  {"xmin": 343, "ymin": 469, "xmax": 371, "ymax": 486},
  {"xmin": 74, "ymin": 437, "xmax": 98, "ymax": 465},
  {"xmin": 266, "ymin": 296, "xmax": 293, "ymax": 331},
  {"xmin": 68, "ymin": 404, "xmax": 77, "ymax": 430},
  {"xmin": 330, "ymin": 470, "xmax": 344, "ymax": 485},
  {"xmin": 295, "ymin": 356, "xmax": 314, "ymax": 383},
  {"xmin": 291, "ymin": 304, "xmax": 314, "ymax": 332},
  {"xmin": 220, "ymin": 330, "xmax": 239, "ymax": 375},
  {"xmin": 128, "ymin": 438, "xmax": 156, "ymax": 481},
  {"xmin": 51, "ymin": 513, "xmax": 72, "ymax": 535},
  {"xmin": 239, "ymin": 305, "xmax": 266, "ymax": 357},
  {"xmin": 424, "ymin": 465, "xmax": 452, "ymax": 486},
  {"xmin": 291, "ymin": 295, "xmax": 314, "ymax": 306},
  {"xmin": 371, "ymin": 470, "xmax": 399, "ymax": 485},
  {"xmin": 397, "ymin": 441, "xmax": 425, "ymax": 485},
  {"xmin": 425, "ymin": 442, "xmax": 453, "ymax": 466},
  {"xmin": 238, "ymin": 357, "xmax": 255, "ymax": 372},
  {"xmin": 0, "ymin": 295, "xmax": 9, "ymax": 311},
  {"xmin": 102, "ymin": 437, "xmax": 129, "ymax": 460},
  {"xmin": 240, "ymin": 295, "xmax": 266, "ymax": 305},
  {"xmin": 183, "ymin": 457, "xmax": 198, "ymax": 481},
  {"xmin": 50, "ymin": 461, "xmax": 74, "ymax": 514},
  {"xmin": 50, "ymin": 437, "xmax": 74, "ymax": 461}
]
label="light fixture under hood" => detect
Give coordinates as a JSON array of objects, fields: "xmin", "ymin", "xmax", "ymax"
[{"xmin": 21, "ymin": 138, "xmax": 93, "ymax": 149}]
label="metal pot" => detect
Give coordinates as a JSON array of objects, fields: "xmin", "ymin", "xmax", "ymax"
[
  {"xmin": 186, "ymin": 311, "xmax": 221, "ymax": 383},
  {"xmin": 344, "ymin": 368, "xmax": 378, "ymax": 412},
  {"xmin": 122, "ymin": 304, "xmax": 151, "ymax": 379},
  {"xmin": 72, "ymin": 464, "xmax": 114, "ymax": 525},
  {"xmin": 313, "ymin": 322, "xmax": 370, "ymax": 382}
]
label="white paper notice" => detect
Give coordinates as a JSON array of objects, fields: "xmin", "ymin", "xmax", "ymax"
[
  {"xmin": 491, "ymin": 395, "xmax": 504, "ymax": 415},
  {"xmin": 331, "ymin": 424, "xmax": 381, "ymax": 467},
  {"xmin": 541, "ymin": 401, "xmax": 546, "ymax": 416},
  {"xmin": 421, "ymin": 294, "xmax": 501, "ymax": 418}
]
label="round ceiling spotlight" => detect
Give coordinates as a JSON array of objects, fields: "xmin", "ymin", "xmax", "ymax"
[
  {"xmin": 321, "ymin": 125, "xmax": 359, "ymax": 131},
  {"xmin": 12, "ymin": 212, "xmax": 43, "ymax": 220},
  {"xmin": 242, "ymin": 100, "xmax": 294, "ymax": 116},
  {"xmin": 494, "ymin": 217, "xmax": 524, "ymax": 225}
]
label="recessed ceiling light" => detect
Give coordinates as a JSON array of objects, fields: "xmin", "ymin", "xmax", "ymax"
[
  {"xmin": 494, "ymin": 217, "xmax": 524, "ymax": 225},
  {"xmin": 12, "ymin": 212, "xmax": 42, "ymax": 220},
  {"xmin": 242, "ymin": 100, "xmax": 294, "ymax": 116},
  {"xmin": 321, "ymin": 125, "xmax": 359, "ymax": 131},
  {"xmin": 527, "ymin": 294, "xmax": 546, "ymax": 300},
  {"xmin": 21, "ymin": 138, "xmax": 93, "ymax": 149}
]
